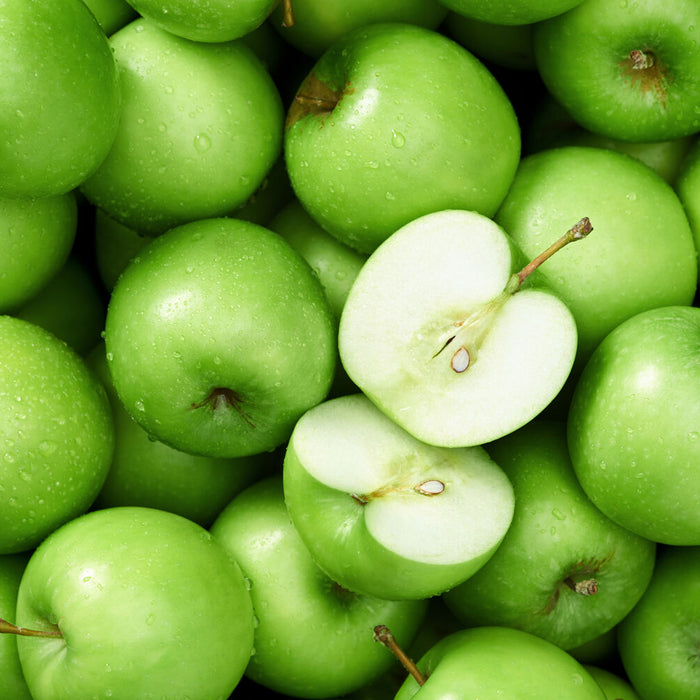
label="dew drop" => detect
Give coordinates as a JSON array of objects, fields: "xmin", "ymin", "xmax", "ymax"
[
  {"xmin": 193, "ymin": 133, "xmax": 211, "ymax": 153},
  {"xmin": 391, "ymin": 130, "xmax": 406, "ymax": 148}
]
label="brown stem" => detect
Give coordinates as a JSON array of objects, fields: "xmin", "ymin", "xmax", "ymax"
[
  {"xmin": 629, "ymin": 49, "xmax": 654, "ymax": 71},
  {"xmin": 294, "ymin": 94, "xmax": 338, "ymax": 111},
  {"xmin": 281, "ymin": 0, "xmax": 294, "ymax": 27},
  {"xmin": 563, "ymin": 577, "xmax": 599, "ymax": 596},
  {"xmin": 0, "ymin": 618, "xmax": 62, "ymax": 638},
  {"xmin": 374, "ymin": 625, "xmax": 426, "ymax": 687}
]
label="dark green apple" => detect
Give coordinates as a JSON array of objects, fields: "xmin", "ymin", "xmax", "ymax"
[
  {"xmin": 105, "ymin": 217, "xmax": 336, "ymax": 458},
  {"xmin": 0, "ymin": 0, "xmax": 121, "ymax": 197},
  {"xmin": 675, "ymin": 136, "xmax": 700, "ymax": 270},
  {"xmin": 568, "ymin": 306, "xmax": 700, "ymax": 545},
  {"xmin": 618, "ymin": 546, "xmax": 700, "ymax": 700},
  {"xmin": 80, "ymin": 0, "xmax": 136, "ymax": 35}
]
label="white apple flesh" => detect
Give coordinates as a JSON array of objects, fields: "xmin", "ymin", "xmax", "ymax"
[{"xmin": 338, "ymin": 209, "xmax": 580, "ymax": 447}]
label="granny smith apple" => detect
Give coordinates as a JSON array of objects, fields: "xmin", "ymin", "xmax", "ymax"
[
  {"xmin": 0, "ymin": 316, "xmax": 114, "ymax": 554},
  {"xmin": 0, "ymin": 554, "xmax": 32, "ymax": 700},
  {"xmin": 284, "ymin": 23, "xmax": 521, "ymax": 253},
  {"xmin": 439, "ymin": 0, "xmax": 585, "ymax": 25},
  {"xmin": 534, "ymin": 0, "xmax": 700, "ymax": 141},
  {"xmin": 11, "ymin": 507, "xmax": 255, "ymax": 700},
  {"xmin": 0, "ymin": 193, "xmax": 77, "ymax": 313},
  {"xmin": 0, "ymin": 0, "xmax": 121, "ymax": 198},
  {"xmin": 80, "ymin": 0, "xmax": 136, "ymax": 35},
  {"xmin": 444, "ymin": 420, "xmax": 656, "ymax": 651},
  {"xmin": 495, "ymin": 146, "xmax": 697, "ymax": 366},
  {"xmin": 618, "ymin": 546, "xmax": 700, "ymax": 700},
  {"xmin": 339, "ymin": 209, "xmax": 581, "ymax": 448},
  {"xmin": 105, "ymin": 217, "xmax": 336, "ymax": 458},
  {"xmin": 390, "ymin": 625, "xmax": 606, "ymax": 698},
  {"xmin": 675, "ymin": 136, "xmax": 700, "ymax": 269},
  {"xmin": 283, "ymin": 393, "xmax": 515, "ymax": 600},
  {"xmin": 567, "ymin": 627, "xmax": 619, "ymax": 667},
  {"xmin": 585, "ymin": 666, "xmax": 641, "ymax": 700},
  {"xmin": 568, "ymin": 306, "xmax": 700, "ymax": 545},
  {"xmin": 270, "ymin": 0, "xmax": 447, "ymax": 57},
  {"xmin": 81, "ymin": 18, "xmax": 283, "ymax": 235},
  {"xmin": 211, "ymin": 476, "xmax": 428, "ymax": 697}
]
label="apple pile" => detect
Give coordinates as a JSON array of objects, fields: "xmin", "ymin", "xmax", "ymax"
[{"xmin": 1, "ymin": 0, "xmax": 700, "ymax": 698}]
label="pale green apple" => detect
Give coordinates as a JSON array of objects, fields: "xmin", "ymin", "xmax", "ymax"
[
  {"xmin": 105, "ymin": 217, "xmax": 336, "ymax": 458},
  {"xmin": 496, "ymin": 146, "xmax": 697, "ymax": 366},
  {"xmin": 14, "ymin": 507, "xmax": 255, "ymax": 700},
  {"xmin": 0, "ymin": 316, "xmax": 114, "ymax": 554},
  {"xmin": 568, "ymin": 306, "xmax": 700, "ymax": 545},
  {"xmin": 0, "ymin": 0, "xmax": 121, "ymax": 198},
  {"xmin": 284, "ymin": 23, "xmax": 521, "ymax": 253},
  {"xmin": 211, "ymin": 476, "xmax": 427, "ymax": 697},
  {"xmin": 283, "ymin": 393, "xmax": 515, "ymax": 600},
  {"xmin": 585, "ymin": 666, "xmax": 641, "ymax": 700},
  {"xmin": 444, "ymin": 420, "xmax": 656, "ymax": 651}
]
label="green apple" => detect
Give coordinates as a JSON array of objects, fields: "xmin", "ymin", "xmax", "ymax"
[
  {"xmin": 270, "ymin": 0, "xmax": 447, "ymax": 57},
  {"xmin": 618, "ymin": 546, "xmax": 700, "ymax": 700},
  {"xmin": 0, "ymin": 0, "xmax": 121, "ymax": 198},
  {"xmin": 211, "ymin": 476, "xmax": 427, "ymax": 697},
  {"xmin": 584, "ymin": 666, "xmax": 641, "ymax": 700},
  {"xmin": 80, "ymin": 0, "xmax": 137, "ymax": 35},
  {"xmin": 339, "ymin": 209, "xmax": 581, "ymax": 448},
  {"xmin": 124, "ymin": 0, "xmax": 278, "ymax": 42},
  {"xmin": 87, "ymin": 343, "xmax": 271, "ymax": 527},
  {"xmin": 15, "ymin": 256, "xmax": 106, "ymax": 357},
  {"xmin": 0, "ymin": 193, "xmax": 77, "ymax": 313},
  {"xmin": 391, "ymin": 626, "xmax": 606, "ymax": 698},
  {"xmin": 568, "ymin": 306, "xmax": 700, "ymax": 545},
  {"xmin": 495, "ymin": 146, "xmax": 697, "ymax": 366},
  {"xmin": 444, "ymin": 420, "xmax": 656, "ymax": 651},
  {"xmin": 0, "ymin": 554, "xmax": 32, "ymax": 700},
  {"xmin": 284, "ymin": 23, "xmax": 521, "ymax": 253},
  {"xmin": 534, "ymin": 0, "xmax": 700, "ymax": 141},
  {"xmin": 568, "ymin": 627, "xmax": 619, "ymax": 666},
  {"xmin": 11, "ymin": 506, "xmax": 255, "ymax": 699},
  {"xmin": 438, "ymin": 0, "xmax": 585, "ymax": 25},
  {"xmin": 0, "ymin": 316, "xmax": 114, "ymax": 554},
  {"xmin": 675, "ymin": 136, "xmax": 700, "ymax": 269},
  {"xmin": 80, "ymin": 18, "xmax": 283, "ymax": 235},
  {"xmin": 283, "ymin": 393, "xmax": 515, "ymax": 600},
  {"xmin": 105, "ymin": 217, "xmax": 336, "ymax": 458}
]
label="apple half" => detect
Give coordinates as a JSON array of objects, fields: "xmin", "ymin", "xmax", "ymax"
[
  {"xmin": 283, "ymin": 393, "xmax": 515, "ymax": 600},
  {"xmin": 338, "ymin": 209, "xmax": 579, "ymax": 448}
]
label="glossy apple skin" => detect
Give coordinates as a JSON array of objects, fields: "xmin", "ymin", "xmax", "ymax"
[
  {"xmin": 285, "ymin": 23, "xmax": 520, "ymax": 253},
  {"xmin": 568, "ymin": 306, "xmax": 700, "ymax": 545},
  {"xmin": 0, "ymin": 193, "xmax": 77, "ymax": 313},
  {"xmin": 618, "ymin": 546, "xmax": 700, "ymax": 700},
  {"xmin": 496, "ymin": 146, "xmax": 697, "ymax": 366},
  {"xmin": 81, "ymin": 19, "xmax": 283, "ymax": 235},
  {"xmin": 534, "ymin": 0, "xmax": 700, "ymax": 141},
  {"xmin": 15, "ymin": 507, "xmax": 255, "ymax": 700},
  {"xmin": 211, "ymin": 476, "xmax": 427, "ymax": 698},
  {"xmin": 0, "ymin": 317, "xmax": 114, "ymax": 554},
  {"xmin": 0, "ymin": 0, "xmax": 121, "ymax": 198},
  {"xmin": 439, "ymin": 0, "xmax": 583, "ymax": 25},
  {"xmin": 105, "ymin": 217, "xmax": 336, "ymax": 458},
  {"xmin": 394, "ymin": 626, "xmax": 606, "ymax": 699},
  {"xmin": 444, "ymin": 420, "xmax": 656, "ymax": 650}
]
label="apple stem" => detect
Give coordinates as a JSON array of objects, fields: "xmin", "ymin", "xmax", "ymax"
[
  {"xmin": 509, "ymin": 216, "xmax": 593, "ymax": 293},
  {"xmin": 281, "ymin": 0, "xmax": 295, "ymax": 27},
  {"xmin": 563, "ymin": 577, "xmax": 598, "ymax": 596},
  {"xmin": 374, "ymin": 625, "xmax": 426, "ymax": 687},
  {"xmin": 0, "ymin": 618, "xmax": 62, "ymax": 638}
]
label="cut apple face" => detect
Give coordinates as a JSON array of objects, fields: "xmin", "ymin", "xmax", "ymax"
[
  {"xmin": 283, "ymin": 393, "xmax": 515, "ymax": 600},
  {"xmin": 338, "ymin": 209, "xmax": 580, "ymax": 448}
]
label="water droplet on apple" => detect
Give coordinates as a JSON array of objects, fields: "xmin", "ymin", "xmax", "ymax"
[
  {"xmin": 385, "ymin": 192, "xmax": 395, "ymax": 200},
  {"xmin": 552, "ymin": 508, "xmax": 566, "ymax": 521},
  {"xmin": 626, "ymin": 192, "xmax": 637, "ymax": 201},
  {"xmin": 193, "ymin": 133, "xmax": 211, "ymax": 153},
  {"xmin": 688, "ymin": 431, "xmax": 699, "ymax": 441},
  {"xmin": 145, "ymin": 614, "xmax": 156, "ymax": 625},
  {"xmin": 391, "ymin": 130, "xmax": 405, "ymax": 148}
]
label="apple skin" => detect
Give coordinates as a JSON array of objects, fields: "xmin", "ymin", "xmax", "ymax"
[
  {"xmin": 104, "ymin": 217, "xmax": 336, "ymax": 458},
  {"xmin": 568, "ymin": 306, "xmax": 700, "ymax": 545},
  {"xmin": 675, "ymin": 136, "xmax": 700, "ymax": 271},
  {"xmin": 438, "ymin": 0, "xmax": 584, "ymax": 25},
  {"xmin": 284, "ymin": 23, "xmax": 521, "ymax": 253},
  {"xmin": 534, "ymin": 0, "xmax": 700, "ymax": 142},
  {"xmin": 81, "ymin": 18, "xmax": 283, "ymax": 235},
  {"xmin": 0, "ymin": 316, "xmax": 114, "ymax": 554},
  {"xmin": 584, "ymin": 666, "xmax": 641, "ymax": 700},
  {"xmin": 0, "ymin": 0, "xmax": 121, "ymax": 198},
  {"xmin": 80, "ymin": 0, "xmax": 137, "ymax": 35},
  {"xmin": 0, "ymin": 554, "xmax": 32, "ymax": 700},
  {"xmin": 0, "ymin": 193, "xmax": 77, "ymax": 313},
  {"xmin": 211, "ymin": 476, "xmax": 428, "ymax": 698},
  {"xmin": 15, "ymin": 507, "xmax": 255, "ymax": 700},
  {"xmin": 617, "ymin": 546, "xmax": 700, "ymax": 700},
  {"xmin": 444, "ymin": 420, "xmax": 656, "ymax": 651},
  {"xmin": 495, "ymin": 146, "xmax": 697, "ymax": 366},
  {"xmin": 393, "ymin": 626, "xmax": 606, "ymax": 699}
]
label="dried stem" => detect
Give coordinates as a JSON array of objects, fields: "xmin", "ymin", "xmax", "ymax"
[
  {"xmin": 374, "ymin": 625, "xmax": 426, "ymax": 686},
  {"xmin": 0, "ymin": 618, "xmax": 62, "ymax": 638}
]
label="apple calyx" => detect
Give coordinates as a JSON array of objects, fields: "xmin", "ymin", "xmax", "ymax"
[
  {"xmin": 563, "ymin": 576, "xmax": 599, "ymax": 596},
  {"xmin": 280, "ymin": 0, "xmax": 295, "ymax": 27},
  {"xmin": 374, "ymin": 624, "xmax": 426, "ymax": 687},
  {"xmin": 351, "ymin": 478, "xmax": 446, "ymax": 505},
  {"xmin": 0, "ymin": 617, "xmax": 62, "ymax": 639},
  {"xmin": 434, "ymin": 217, "xmax": 593, "ymax": 371},
  {"xmin": 190, "ymin": 387, "xmax": 255, "ymax": 428},
  {"xmin": 620, "ymin": 49, "xmax": 669, "ymax": 106},
  {"xmin": 286, "ymin": 73, "xmax": 344, "ymax": 129}
]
